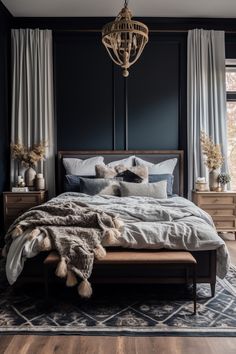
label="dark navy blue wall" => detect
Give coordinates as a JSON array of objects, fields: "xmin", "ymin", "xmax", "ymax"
[
  {"xmin": 54, "ymin": 31, "xmax": 187, "ymax": 152},
  {"xmin": 54, "ymin": 33, "xmax": 114, "ymax": 151},
  {"xmin": 128, "ymin": 34, "xmax": 186, "ymax": 151}
]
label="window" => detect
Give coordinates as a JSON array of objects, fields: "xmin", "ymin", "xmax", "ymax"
[{"xmin": 226, "ymin": 60, "xmax": 236, "ymax": 190}]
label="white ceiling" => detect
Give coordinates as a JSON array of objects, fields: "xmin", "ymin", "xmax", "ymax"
[{"xmin": 2, "ymin": 0, "xmax": 236, "ymax": 18}]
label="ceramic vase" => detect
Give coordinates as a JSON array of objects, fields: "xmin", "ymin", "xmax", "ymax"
[
  {"xmin": 222, "ymin": 184, "xmax": 228, "ymax": 192},
  {"xmin": 36, "ymin": 173, "xmax": 45, "ymax": 190},
  {"xmin": 25, "ymin": 167, "xmax": 36, "ymax": 189},
  {"xmin": 209, "ymin": 169, "xmax": 220, "ymax": 191}
]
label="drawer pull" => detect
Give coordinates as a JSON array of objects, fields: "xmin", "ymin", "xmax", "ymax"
[
  {"xmin": 17, "ymin": 197, "xmax": 23, "ymax": 202},
  {"xmin": 214, "ymin": 199, "xmax": 220, "ymax": 203}
]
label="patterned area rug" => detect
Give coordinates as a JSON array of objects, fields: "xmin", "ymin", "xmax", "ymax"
[{"xmin": 0, "ymin": 265, "xmax": 236, "ymax": 336}]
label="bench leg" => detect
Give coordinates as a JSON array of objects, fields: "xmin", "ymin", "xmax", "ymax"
[
  {"xmin": 193, "ymin": 265, "xmax": 197, "ymax": 315},
  {"xmin": 44, "ymin": 264, "xmax": 49, "ymax": 303},
  {"xmin": 210, "ymin": 282, "xmax": 216, "ymax": 297},
  {"xmin": 34, "ymin": 264, "xmax": 52, "ymax": 312}
]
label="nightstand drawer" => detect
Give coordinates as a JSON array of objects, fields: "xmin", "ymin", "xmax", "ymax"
[
  {"xmin": 205, "ymin": 209, "xmax": 235, "ymax": 217},
  {"xmin": 192, "ymin": 191, "xmax": 236, "ymax": 233},
  {"xmin": 199, "ymin": 196, "xmax": 234, "ymax": 205},
  {"xmin": 5, "ymin": 194, "xmax": 40, "ymax": 205},
  {"xmin": 3, "ymin": 191, "xmax": 47, "ymax": 232},
  {"xmin": 5, "ymin": 205, "xmax": 33, "ymax": 217},
  {"xmin": 213, "ymin": 219, "xmax": 236, "ymax": 229}
]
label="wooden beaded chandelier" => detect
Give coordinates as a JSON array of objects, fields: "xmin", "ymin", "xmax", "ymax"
[{"xmin": 102, "ymin": 0, "xmax": 149, "ymax": 77}]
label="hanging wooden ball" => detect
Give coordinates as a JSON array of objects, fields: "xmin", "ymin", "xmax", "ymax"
[{"xmin": 123, "ymin": 69, "xmax": 129, "ymax": 77}]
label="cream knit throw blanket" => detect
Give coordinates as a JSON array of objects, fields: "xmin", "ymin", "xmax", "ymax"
[{"xmin": 5, "ymin": 199, "xmax": 124, "ymax": 298}]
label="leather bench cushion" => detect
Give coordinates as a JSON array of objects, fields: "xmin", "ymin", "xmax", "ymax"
[{"xmin": 44, "ymin": 250, "xmax": 197, "ymax": 265}]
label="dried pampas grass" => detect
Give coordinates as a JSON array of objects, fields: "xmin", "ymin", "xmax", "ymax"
[{"xmin": 200, "ymin": 131, "xmax": 224, "ymax": 171}]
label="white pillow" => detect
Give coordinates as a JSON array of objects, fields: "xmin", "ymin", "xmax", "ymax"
[
  {"xmin": 107, "ymin": 155, "xmax": 135, "ymax": 168},
  {"xmin": 63, "ymin": 156, "xmax": 104, "ymax": 175},
  {"xmin": 135, "ymin": 157, "xmax": 177, "ymax": 175},
  {"xmin": 120, "ymin": 180, "xmax": 167, "ymax": 199}
]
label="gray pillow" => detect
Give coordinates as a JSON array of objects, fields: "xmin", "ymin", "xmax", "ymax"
[
  {"xmin": 107, "ymin": 156, "xmax": 134, "ymax": 168},
  {"xmin": 63, "ymin": 156, "xmax": 104, "ymax": 175},
  {"xmin": 120, "ymin": 180, "xmax": 167, "ymax": 198},
  {"xmin": 148, "ymin": 174, "xmax": 174, "ymax": 196},
  {"xmin": 135, "ymin": 157, "xmax": 177, "ymax": 174},
  {"xmin": 80, "ymin": 177, "xmax": 120, "ymax": 196}
]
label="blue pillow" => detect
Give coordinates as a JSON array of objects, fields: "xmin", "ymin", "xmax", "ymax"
[
  {"xmin": 148, "ymin": 174, "xmax": 174, "ymax": 196},
  {"xmin": 64, "ymin": 175, "xmax": 95, "ymax": 192}
]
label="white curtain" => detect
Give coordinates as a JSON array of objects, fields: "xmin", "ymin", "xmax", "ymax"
[
  {"xmin": 11, "ymin": 29, "xmax": 55, "ymax": 197},
  {"xmin": 187, "ymin": 29, "xmax": 228, "ymax": 198}
]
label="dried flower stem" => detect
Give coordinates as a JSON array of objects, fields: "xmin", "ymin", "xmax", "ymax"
[
  {"xmin": 200, "ymin": 131, "xmax": 224, "ymax": 171},
  {"xmin": 11, "ymin": 141, "xmax": 47, "ymax": 168}
]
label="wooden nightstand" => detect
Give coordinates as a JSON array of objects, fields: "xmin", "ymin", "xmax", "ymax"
[
  {"xmin": 192, "ymin": 191, "xmax": 236, "ymax": 237},
  {"xmin": 3, "ymin": 191, "xmax": 47, "ymax": 231}
]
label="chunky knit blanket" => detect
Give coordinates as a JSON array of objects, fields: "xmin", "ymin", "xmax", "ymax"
[{"xmin": 5, "ymin": 199, "xmax": 124, "ymax": 297}]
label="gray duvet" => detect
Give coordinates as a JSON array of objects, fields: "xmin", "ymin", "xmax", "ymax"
[{"xmin": 6, "ymin": 192, "xmax": 230, "ymax": 284}]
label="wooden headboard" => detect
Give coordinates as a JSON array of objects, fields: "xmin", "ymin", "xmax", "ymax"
[{"xmin": 57, "ymin": 150, "xmax": 184, "ymax": 196}]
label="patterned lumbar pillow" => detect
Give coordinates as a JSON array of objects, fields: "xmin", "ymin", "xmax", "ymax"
[
  {"xmin": 80, "ymin": 177, "xmax": 120, "ymax": 196},
  {"xmin": 119, "ymin": 168, "xmax": 147, "ymax": 183},
  {"xmin": 95, "ymin": 164, "xmax": 121, "ymax": 179},
  {"xmin": 95, "ymin": 164, "xmax": 148, "ymax": 183},
  {"xmin": 120, "ymin": 180, "xmax": 167, "ymax": 198}
]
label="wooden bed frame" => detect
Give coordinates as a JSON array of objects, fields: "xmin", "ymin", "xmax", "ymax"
[{"xmin": 55, "ymin": 150, "xmax": 216, "ymax": 295}]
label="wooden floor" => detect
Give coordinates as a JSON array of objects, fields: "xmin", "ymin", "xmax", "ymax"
[
  {"xmin": 0, "ymin": 235, "xmax": 236, "ymax": 354},
  {"xmin": 0, "ymin": 335, "xmax": 236, "ymax": 354}
]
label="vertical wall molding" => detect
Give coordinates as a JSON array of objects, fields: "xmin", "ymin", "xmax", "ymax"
[
  {"xmin": 124, "ymin": 78, "xmax": 128, "ymax": 150},
  {"xmin": 112, "ymin": 63, "xmax": 116, "ymax": 150}
]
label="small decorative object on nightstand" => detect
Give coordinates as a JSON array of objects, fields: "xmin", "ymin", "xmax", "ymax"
[
  {"xmin": 3, "ymin": 190, "xmax": 47, "ymax": 231},
  {"xmin": 35, "ymin": 173, "xmax": 45, "ymax": 191},
  {"xmin": 217, "ymin": 173, "xmax": 231, "ymax": 192},
  {"xmin": 195, "ymin": 177, "xmax": 208, "ymax": 191},
  {"xmin": 17, "ymin": 175, "xmax": 25, "ymax": 187},
  {"xmin": 192, "ymin": 190, "xmax": 236, "ymax": 239}
]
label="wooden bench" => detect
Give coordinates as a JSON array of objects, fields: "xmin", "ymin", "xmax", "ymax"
[{"xmin": 44, "ymin": 250, "xmax": 197, "ymax": 314}]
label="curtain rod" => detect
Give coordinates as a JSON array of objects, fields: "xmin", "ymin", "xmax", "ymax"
[{"xmin": 53, "ymin": 29, "xmax": 236, "ymax": 34}]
